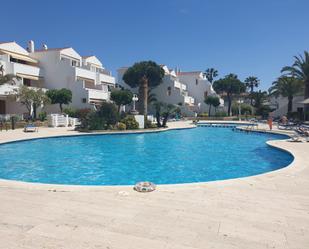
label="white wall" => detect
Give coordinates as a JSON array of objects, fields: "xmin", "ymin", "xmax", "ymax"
[
  {"xmin": 117, "ymin": 67, "xmax": 196, "ymax": 116},
  {"xmin": 269, "ymin": 95, "xmax": 305, "ymax": 118},
  {"xmin": 177, "ymin": 72, "xmax": 220, "ymax": 114}
]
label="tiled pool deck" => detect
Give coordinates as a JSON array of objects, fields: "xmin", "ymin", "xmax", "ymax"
[{"xmin": 0, "ymin": 121, "xmax": 308, "ymax": 249}]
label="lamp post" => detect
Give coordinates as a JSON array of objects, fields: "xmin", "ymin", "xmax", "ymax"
[
  {"xmin": 131, "ymin": 94, "xmax": 139, "ymax": 114},
  {"xmin": 237, "ymin": 99, "xmax": 244, "ymax": 121}
]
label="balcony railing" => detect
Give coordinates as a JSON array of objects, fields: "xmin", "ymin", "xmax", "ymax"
[
  {"xmin": 87, "ymin": 88, "xmax": 109, "ymax": 101},
  {"xmin": 12, "ymin": 62, "xmax": 42, "ymax": 77}
]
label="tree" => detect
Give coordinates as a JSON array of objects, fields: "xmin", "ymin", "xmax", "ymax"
[
  {"xmin": 153, "ymin": 102, "xmax": 176, "ymax": 127},
  {"xmin": 244, "ymin": 76, "xmax": 260, "ymax": 105},
  {"xmin": 250, "ymin": 90, "xmax": 268, "ymax": 110},
  {"xmin": 269, "ymin": 76, "xmax": 303, "ymax": 116},
  {"xmin": 148, "ymin": 89, "xmax": 157, "ymax": 104},
  {"xmin": 204, "ymin": 95, "xmax": 220, "ymax": 116},
  {"xmin": 79, "ymin": 103, "xmax": 120, "ymax": 130},
  {"xmin": 97, "ymin": 102, "xmax": 119, "ymax": 127},
  {"xmin": 204, "ymin": 68, "xmax": 218, "ymax": 83},
  {"xmin": 110, "ymin": 89, "xmax": 133, "ymax": 112},
  {"xmin": 46, "ymin": 88, "xmax": 72, "ymax": 113},
  {"xmin": 281, "ymin": 51, "xmax": 309, "ymax": 119},
  {"xmin": 122, "ymin": 61, "xmax": 165, "ymax": 116},
  {"xmin": 0, "ymin": 65, "xmax": 20, "ymax": 85},
  {"xmin": 213, "ymin": 74, "xmax": 246, "ymax": 116},
  {"xmin": 15, "ymin": 85, "xmax": 50, "ymax": 119}
]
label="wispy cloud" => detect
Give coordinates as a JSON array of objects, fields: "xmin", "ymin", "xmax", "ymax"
[{"xmin": 179, "ymin": 8, "xmax": 189, "ymax": 15}]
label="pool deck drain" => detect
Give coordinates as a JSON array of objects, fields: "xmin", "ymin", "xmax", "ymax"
[{"xmin": 0, "ymin": 121, "xmax": 308, "ymax": 249}]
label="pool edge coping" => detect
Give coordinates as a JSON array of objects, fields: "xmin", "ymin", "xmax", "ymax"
[{"xmin": 0, "ymin": 121, "xmax": 306, "ymax": 191}]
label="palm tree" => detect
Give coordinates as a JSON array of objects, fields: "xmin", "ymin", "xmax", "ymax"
[
  {"xmin": 251, "ymin": 90, "xmax": 267, "ymax": 109},
  {"xmin": 204, "ymin": 68, "xmax": 218, "ymax": 84},
  {"xmin": 269, "ymin": 76, "xmax": 304, "ymax": 116},
  {"xmin": 244, "ymin": 76, "xmax": 260, "ymax": 105},
  {"xmin": 281, "ymin": 51, "xmax": 309, "ymax": 119},
  {"xmin": 123, "ymin": 61, "xmax": 165, "ymax": 115}
]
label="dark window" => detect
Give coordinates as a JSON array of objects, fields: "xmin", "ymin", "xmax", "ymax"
[
  {"xmin": 204, "ymin": 91, "xmax": 208, "ymax": 98},
  {"xmin": 82, "ymin": 98, "xmax": 87, "ymax": 103},
  {"xmin": 196, "ymin": 79, "xmax": 198, "ymax": 85},
  {"xmin": 0, "ymin": 100, "xmax": 6, "ymax": 114},
  {"xmin": 167, "ymin": 86, "xmax": 171, "ymax": 96},
  {"xmin": 23, "ymin": 78, "xmax": 31, "ymax": 86}
]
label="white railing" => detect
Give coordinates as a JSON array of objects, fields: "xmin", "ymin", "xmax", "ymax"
[
  {"xmin": 75, "ymin": 67, "xmax": 97, "ymax": 81},
  {"xmin": 47, "ymin": 114, "xmax": 79, "ymax": 127},
  {"xmin": 99, "ymin": 73, "xmax": 116, "ymax": 84},
  {"xmin": 12, "ymin": 62, "xmax": 42, "ymax": 77},
  {"xmin": 87, "ymin": 88, "xmax": 109, "ymax": 101},
  {"xmin": 184, "ymin": 96, "xmax": 195, "ymax": 105}
]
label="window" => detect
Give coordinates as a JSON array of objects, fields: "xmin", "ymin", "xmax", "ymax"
[
  {"xmin": 10, "ymin": 56, "xmax": 27, "ymax": 65},
  {"xmin": 82, "ymin": 98, "xmax": 87, "ymax": 103},
  {"xmin": 196, "ymin": 79, "xmax": 198, "ymax": 85},
  {"xmin": 204, "ymin": 91, "xmax": 208, "ymax": 98},
  {"xmin": 71, "ymin": 60, "xmax": 78, "ymax": 67},
  {"xmin": 23, "ymin": 78, "xmax": 31, "ymax": 86},
  {"xmin": 167, "ymin": 86, "xmax": 172, "ymax": 96}
]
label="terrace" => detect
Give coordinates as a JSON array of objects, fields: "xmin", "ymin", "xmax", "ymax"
[{"xmin": 0, "ymin": 121, "xmax": 308, "ymax": 248}]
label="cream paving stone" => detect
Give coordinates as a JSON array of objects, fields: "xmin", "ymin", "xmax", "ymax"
[{"xmin": 0, "ymin": 121, "xmax": 309, "ymax": 248}]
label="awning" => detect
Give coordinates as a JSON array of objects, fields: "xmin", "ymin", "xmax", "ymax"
[
  {"xmin": 299, "ymin": 98, "xmax": 309, "ymax": 104},
  {"xmin": 77, "ymin": 76, "xmax": 95, "ymax": 83},
  {"xmin": 16, "ymin": 73, "xmax": 42, "ymax": 81},
  {"xmin": 90, "ymin": 99, "xmax": 104, "ymax": 103},
  {"xmin": 0, "ymin": 49, "xmax": 38, "ymax": 64}
]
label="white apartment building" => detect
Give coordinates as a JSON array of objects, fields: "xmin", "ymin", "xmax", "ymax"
[
  {"xmin": 177, "ymin": 71, "xmax": 224, "ymax": 114},
  {"xmin": 117, "ymin": 65, "xmax": 196, "ymax": 115},
  {"xmin": 268, "ymin": 94, "xmax": 305, "ymax": 118},
  {"xmin": 0, "ymin": 40, "xmax": 115, "ymax": 117},
  {"xmin": 0, "ymin": 41, "xmax": 44, "ymax": 116}
]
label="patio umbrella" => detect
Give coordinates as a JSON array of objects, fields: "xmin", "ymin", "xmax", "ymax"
[{"xmin": 299, "ymin": 98, "xmax": 309, "ymax": 104}]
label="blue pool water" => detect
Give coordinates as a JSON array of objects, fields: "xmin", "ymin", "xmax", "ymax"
[{"xmin": 0, "ymin": 127, "xmax": 293, "ymax": 185}]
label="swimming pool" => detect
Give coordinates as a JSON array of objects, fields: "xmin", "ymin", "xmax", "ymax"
[{"xmin": 0, "ymin": 127, "xmax": 293, "ymax": 185}]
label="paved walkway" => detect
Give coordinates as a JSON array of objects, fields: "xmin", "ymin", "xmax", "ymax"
[{"xmin": 0, "ymin": 121, "xmax": 308, "ymax": 249}]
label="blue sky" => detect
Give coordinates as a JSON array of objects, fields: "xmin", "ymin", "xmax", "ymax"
[{"xmin": 2, "ymin": 0, "xmax": 309, "ymax": 90}]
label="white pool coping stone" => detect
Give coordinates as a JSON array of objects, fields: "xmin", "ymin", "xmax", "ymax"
[{"xmin": 0, "ymin": 120, "xmax": 308, "ymax": 249}]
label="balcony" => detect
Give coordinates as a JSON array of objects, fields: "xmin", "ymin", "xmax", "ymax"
[
  {"xmin": 99, "ymin": 73, "xmax": 115, "ymax": 85},
  {"xmin": 174, "ymin": 80, "xmax": 186, "ymax": 91},
  {"xmin": 75, "ymin": 67, "xmax": 97, "ymax": 82},
  {"xmin": 87, "ymin": 88, "xmax": 109, "ymax": 101},
  {"xmin": 12, "ymin": 62, "xmax": 42, "ymax": 78},
  {"xmin": 184, "ymin": 96, "xmax": 195, "ymax": 105},
  {"xmin": 76, "ymin": 66, "xmax": 115, "ymax": 85}
]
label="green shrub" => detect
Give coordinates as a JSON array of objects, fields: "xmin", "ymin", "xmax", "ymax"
[
  {"xmin": 121, "ymin": 115, "xmax": 139, "ymax": 129},
  {"xmin": 97, "ymin": 102, "xmax": 119, "ymax": 126},
  {"xmin": 78, "ymin": 103, "xmax": 120, "ymax": 131},
  {"xmin": 117, "ymin": 122, "xmax": 126, "ymax": 130},
  {"xmin": 215, "ymin": 111, "xmax": 228, "ymax": 117},
  {"xmin": 88, "ymin": 112, "xmax": 106, "ymax": 130},
  {"xmin": 76, "ymin": 108, "xmax": 92, "ymax": 119},
  {"xmin": 38, "ymin": 112, "xmax": 47, "ymax": 121},
  {"xmin": 63, "ymin": 107, "xmax": 77, "ymax": 117},
  {"xmin": 256, "ymin": 105, "xmax": 272, "ymax": 119},
  {"xmin": 145, "ymin": 119, "xmax": 157, "ymax": 129},
  {"xmin": 232, "ymin": 103, "xmax": 252, "ymax": 115},
  {"xmin": 198, "ymin": 112, "xmax": 208, "ymax": 117}
]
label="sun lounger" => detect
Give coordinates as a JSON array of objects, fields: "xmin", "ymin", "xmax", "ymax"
[{"xmin": 24, "ymin": 124, "xmax": 38, "ymax": 132}]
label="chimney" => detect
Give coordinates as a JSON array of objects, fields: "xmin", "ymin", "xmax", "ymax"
[
  {"xmin": 27, "ymin": 40, "xmax": 34, "ymax": 53},
  {"xmin": 42, "ymin": 44, "xmax": 48, "ymax": 50}
]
